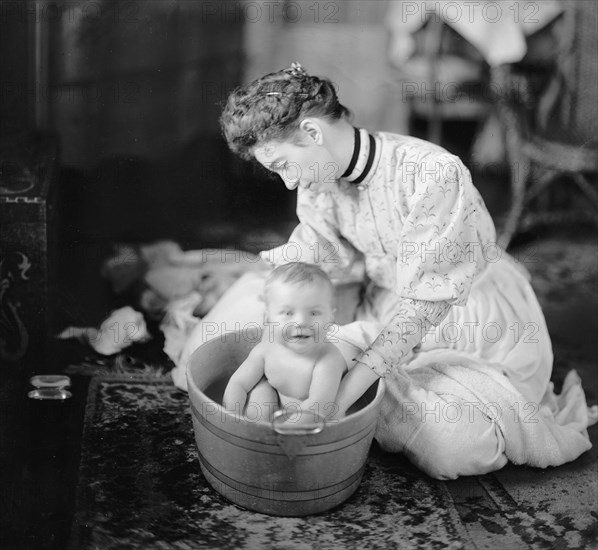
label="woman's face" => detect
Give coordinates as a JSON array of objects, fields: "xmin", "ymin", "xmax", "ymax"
[{"xmin": 253, "ymin": 137, "xmax": 340, "ymax": 194}]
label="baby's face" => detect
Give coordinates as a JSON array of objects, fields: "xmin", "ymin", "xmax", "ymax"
[{"xmin": 264, "ymin": 280, "xmax": 335, "ymax": 354}]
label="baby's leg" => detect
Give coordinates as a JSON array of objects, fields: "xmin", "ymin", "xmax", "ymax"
[{"xmin": 245, "ymin": 377, "xmax": 279, "ymax": 422}]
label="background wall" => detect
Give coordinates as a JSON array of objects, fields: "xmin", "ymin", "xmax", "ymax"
[
  {"xmin": 43, "ymin": 0, "xmax": 406, "ymax": 170},
  {"xmin": 47, "ymin": 0, "xmax": 245, "ymax": 168},
  {"xmin": 243, "ymin": 0, "xmax": 407, "ymax": 134},
  {"xmin": 1, "ymin": 0, "xmax": 410, "ymax": 251},
  {"xmin": 31, "ymin": 0, "xmax": 409, "ymax": 248}
]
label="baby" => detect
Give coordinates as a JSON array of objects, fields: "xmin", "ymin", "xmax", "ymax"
[{"xmin": 222, "ymin": 262, "xmax": 347, "ymax": 423}]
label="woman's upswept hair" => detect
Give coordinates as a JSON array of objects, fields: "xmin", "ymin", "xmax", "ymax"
[{"xmin": 220, "ymin": 63, "xmax": 351, "ymax": 160}]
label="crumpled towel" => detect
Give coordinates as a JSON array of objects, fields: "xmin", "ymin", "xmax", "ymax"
[
  {"xmin": 102, "ymin": 240, "xmax": 266, "ymax": 319},
  {"xmin": 101, "ymin": 240, "xmax": 184, "ymax": 294},
  {"xmin": 141, "ymin": 261, "xmax": 246, "ymax": 319},
  {"xmin": 101, "ymin": 240, "xmax": 267, "ymax": 362},
  {"xmin": 57, "ymin": 306, "xmax": 151, "ymax": 355},
  {"xmin": 160, "ymin": 292, "xmax": 202, "ymax": 367}
]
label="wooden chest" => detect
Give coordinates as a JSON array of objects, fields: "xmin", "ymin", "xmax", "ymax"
[{"xmin": 0, "ymin": 134, "xmax": 59, "ymax": 368}]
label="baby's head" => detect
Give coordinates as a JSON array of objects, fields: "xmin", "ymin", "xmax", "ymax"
[
  {"xmin": 220, "ymin": 62, "xmax": 350, "ymax": 161},
  {"xmin": 263, "ymin": 262, "xmax": 336, "ymax": 350},
  {"xmin": 265, "ymin": 261, "xmax": 335, "ymax": 306}
]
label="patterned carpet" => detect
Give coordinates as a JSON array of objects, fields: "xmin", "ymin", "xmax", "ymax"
[
  {"xmin": 69, "ymin": 378, "xmax": 471, "ymax": 550},
  {"xmin": 513, "ymin": 237, "xmax": 598, "ymax": 399}
]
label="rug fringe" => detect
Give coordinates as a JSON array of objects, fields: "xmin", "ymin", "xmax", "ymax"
[{"xmin": 64, "ymin": 353, "xmax": 171, "ymax": 380}]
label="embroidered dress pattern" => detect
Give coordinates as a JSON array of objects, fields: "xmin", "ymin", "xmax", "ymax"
[{"xmin": 262, "ymin": 131, "xmax": 496, "ymax": 377}]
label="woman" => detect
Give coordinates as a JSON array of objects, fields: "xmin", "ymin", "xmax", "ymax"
[{"xmin": 173, "ymin": 63, "xmax": 596, "ymax": 479}]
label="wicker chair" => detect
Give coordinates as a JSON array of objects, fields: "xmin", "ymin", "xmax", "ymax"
[{"xmin": 495, "ymin": 0, "xmax": 598, "ymax": 248}]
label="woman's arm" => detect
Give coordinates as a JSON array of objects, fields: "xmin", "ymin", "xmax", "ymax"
[
  {"xmin": 334, "ymin": 360, "xmax": 381, "ymax": 417},
  {"xmin": 335, "ymin": 299, "xmax": 451, "ymax": 415},
  {"xmin": 260, "ymin": 188, "xmax": 364, "ymax": 283},
  {"xmin": 340, "ymin": 148, "xmax": 492, "ymax": 413},
  {"xmin": 334, "ymin": 151, "xmax": 490, "ymax": 407}
]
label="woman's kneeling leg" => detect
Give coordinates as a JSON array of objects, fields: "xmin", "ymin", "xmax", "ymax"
[{"xmin": 375, "ymin": 373, "xmax": 507, "ymax": 480}]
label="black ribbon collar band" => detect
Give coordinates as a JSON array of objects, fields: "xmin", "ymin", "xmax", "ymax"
[
  {"xmin": 341, "ymin": 127, "xmax": 377, "ymax": 185},
  {"xmin": 340, "ymin": 126, "xmax": 361, "ymax": 178}
]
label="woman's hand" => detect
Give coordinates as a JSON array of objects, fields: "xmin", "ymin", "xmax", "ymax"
[{"xmin": 335, "ymin": 360, "xmax": 381, "ymax": 416}]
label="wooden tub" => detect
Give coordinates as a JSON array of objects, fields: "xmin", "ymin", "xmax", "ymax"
[{"xmin": 187, "ymin": 328, "xmax": 384, "ymax": 516}]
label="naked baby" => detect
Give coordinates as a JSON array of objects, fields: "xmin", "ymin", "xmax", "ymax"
[{"xmin": 222, "ymin": 262, "xmax": 347, "ymax": 423}]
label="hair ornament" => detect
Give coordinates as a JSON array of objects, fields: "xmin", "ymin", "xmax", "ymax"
[
  {"xmin": 285, "ymin": 62, "xmax": 307, "ymax": 78},
  {"xmin": 265, "ymin": 90, "xmax": 310, "ymax": 99}
]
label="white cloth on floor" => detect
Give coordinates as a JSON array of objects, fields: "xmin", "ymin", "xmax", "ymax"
[
  {"xmin": 56, "ymin": 306, "xmax": 151, "ymax": 355},
  {"xmin": 160, "ymin": 292, "xmax": 202, "ymax": 366},
  {"xmin": 173, "ymin": 271, "xmax": 267, "ymax": 391}
]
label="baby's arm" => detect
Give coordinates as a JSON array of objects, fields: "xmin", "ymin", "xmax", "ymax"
[
  {"xmin": 300, "ymin": 349, "xmax": 346, "ymax": 421},
  {"xmin": 222, "ymin": 345, "xmax": 266, "ymax": 413}
]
